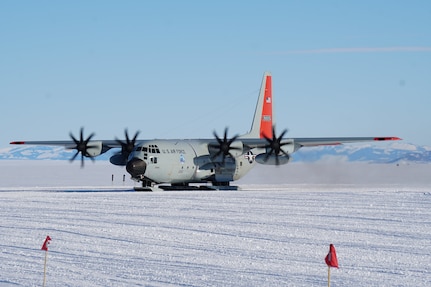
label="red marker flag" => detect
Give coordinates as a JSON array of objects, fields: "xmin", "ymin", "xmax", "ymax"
[
  {"xmin": 41, "ymin": 236, "xmax": 51, "ymax": 251},
  {"xmin": 325, "ymin": 244, "xmax": 339, "ymax": 268}
]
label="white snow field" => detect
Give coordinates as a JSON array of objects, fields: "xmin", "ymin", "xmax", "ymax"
[{"xmin": 1, "ymin": 161, "xmax": 431, "ymax": 286}]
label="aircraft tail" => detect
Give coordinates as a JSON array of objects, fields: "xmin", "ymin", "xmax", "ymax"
[{"xmin": 242, "ymin": 72, "xmax": 273, "ymax": 139}]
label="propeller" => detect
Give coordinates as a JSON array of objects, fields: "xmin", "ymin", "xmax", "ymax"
[
  {"xmin": 209, "ymin": 127, "xmax": 241, "ymax": 164},
  {"xmin": 115, "ymin": 129, "xmax": 140, "ymax": 158},
  {"xmin": 262, "ymin": 126, "xmax": 290, "ymax": 165},
  {"xmin": 69, "ymin": 127, "xmax": 97, "ymax": 167}
]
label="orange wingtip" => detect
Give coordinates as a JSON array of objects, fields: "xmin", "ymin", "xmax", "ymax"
[{"xmin": 373, "ymin": 137, "xmax": 402, "ymax": 141}]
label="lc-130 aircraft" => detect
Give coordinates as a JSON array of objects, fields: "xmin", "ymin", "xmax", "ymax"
[{"xmin": 11, "ymin": 72, "xmax": 400, "ymax": 191}]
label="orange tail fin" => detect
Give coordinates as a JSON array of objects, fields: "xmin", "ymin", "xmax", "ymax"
[
  {"xmin": 260, "ymin": 73, "xmax": 273, "ymax": 138},
  {"xmin": 242, "ymin": 72, "xmax": 273, "ymax": 139}
]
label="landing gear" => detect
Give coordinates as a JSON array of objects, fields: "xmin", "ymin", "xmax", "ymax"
[
  {"xmin": 211, "ymin": 181, "xmax": 238, "ymax": 190},
  {"xmin": 158, "ymin": 183, "xmax": 238, "ymax": 191},
  {"xmin": 134, "ymin": 180, "xmax": 238, "ymax": 191},
  {"xmin": 212, "ymin": 181, "xmax": 230, "ymax": 187},
  {"xmin": 134, "ymin": 179, "xmax": 154, "ymax": 192}
]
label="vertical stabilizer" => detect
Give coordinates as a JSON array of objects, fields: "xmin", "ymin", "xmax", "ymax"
[{"xmin": 242, "ymin": 72, "xmax": 273, "ymax": 139}]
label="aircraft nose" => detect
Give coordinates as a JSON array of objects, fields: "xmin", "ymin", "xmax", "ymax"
[{"xmin": 126, "ymin": 158, "xmax": 147, "ymax": 178}]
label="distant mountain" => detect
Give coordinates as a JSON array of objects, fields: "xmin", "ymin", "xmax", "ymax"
[
  {"xmin": 1, "ymin": 142, "xmax": 430, "ymax": 163},
  {"xmin": 0, "ymin": 146, "xmax": 114, "ymax": 161},
  {"xmin": 292, "ymin": 142, "xmax": 431, "ymax": 164}
]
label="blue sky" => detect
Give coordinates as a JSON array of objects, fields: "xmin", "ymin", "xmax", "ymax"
[{"xmin": 1, "ymin": 1, "xmax": 431, "ymax": 147}]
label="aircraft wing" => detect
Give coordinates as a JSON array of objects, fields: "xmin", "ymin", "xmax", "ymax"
[
  {"xmin": 11, "ymin": 136, "xmax": 401, "ymax": 150},
  {"xmin": 10, "ymin": 140, "xmax": 122, "ymax": 149},
  {"xmin": 10, "ymin": 128, "xmax": 142, "ymax": 152},
  {"xmin": 239, "ymin": 136, "xmax": 401, "ymax": 150},
  {"xmin": 292, "ymin": 136, "xmax": 401, "ymax": 147},
  {"xmin": 10, "ymin": 139, "xmax": 130, "ymax": 166}
]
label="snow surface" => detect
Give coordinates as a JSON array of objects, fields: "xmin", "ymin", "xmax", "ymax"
[{"xmin": 1, "ymin": 161, "xmax": 431, "ymax": 286}]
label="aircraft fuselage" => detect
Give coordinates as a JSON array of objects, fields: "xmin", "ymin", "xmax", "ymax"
[{"xmin": 126, "ymin": 140, "xmax": 257, "ymax": 185}]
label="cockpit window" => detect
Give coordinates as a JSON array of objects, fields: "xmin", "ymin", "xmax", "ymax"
[
  {"xmin": 134, "ymin": 146, "xmax": 147, "ymax": 151},
  {"xmin": 134, "ymin": 145, "xmax": 159, "ymax": 153},
  {"xmin": 149, "ymin": 144, "xmax": 160, "ymax": 153}
]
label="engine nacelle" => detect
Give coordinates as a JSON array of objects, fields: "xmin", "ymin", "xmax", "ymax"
[
  {"xmin": 255, "ymin": 154, "xmax": 291, "ymax": 165},
  {"xmin": 85, "ymin": 141, "xmax": 103, "ymax": 157},
  {"xmin": 110, "ymin": 153, "xmax": 127, "ymax": 166}
]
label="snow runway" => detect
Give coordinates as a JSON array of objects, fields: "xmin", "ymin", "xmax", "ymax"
[{"xmin": 1, "ymin": 186, "xmax": 430, "ymax": 286}]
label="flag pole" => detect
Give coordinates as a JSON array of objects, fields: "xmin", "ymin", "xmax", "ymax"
[
  {"xmin": 325, "ymin": 244, "xmax": 338, "ymax": 287},
  {"xmin": 43, "ymin": 250, "xmax": 48, "ymax": 287},
  {"xmin": 41, "ymin": 235, "xmax": 51, "ymax": 287}
]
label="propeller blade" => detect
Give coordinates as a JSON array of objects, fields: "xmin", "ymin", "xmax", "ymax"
[
  {"xmin": 80, "ymin": 154, "xmax": 84, "ymax": 168},
  {"xmin": 115, "ymin": 129, "xmax": 140, "ymax": 157},
  {"xmin": 263, "ymin": 125, "xmax": 290, "ymax": 165},
  {"xmin": 210, "ymin": 127, "xmax": 240, "ymax": 164},
  {"xmin": 70, "ymin": 150, "xmax": 79, "ymax": 162},
  {"xmin": 69, "ymin": 127, "xmax": 96, "ymax": 167}
]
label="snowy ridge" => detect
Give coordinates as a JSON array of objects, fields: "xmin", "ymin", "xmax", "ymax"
[
  {"xmin": 292, "ymin": 142, "xmax": 431, "ymax": 163},
  {"xmin": 0, "ymin": 146, "xmax": 115, "ymax": 161},
  {"xmin": 2, "ymin": 142, "xmax": 431, "ymax": 163}
]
